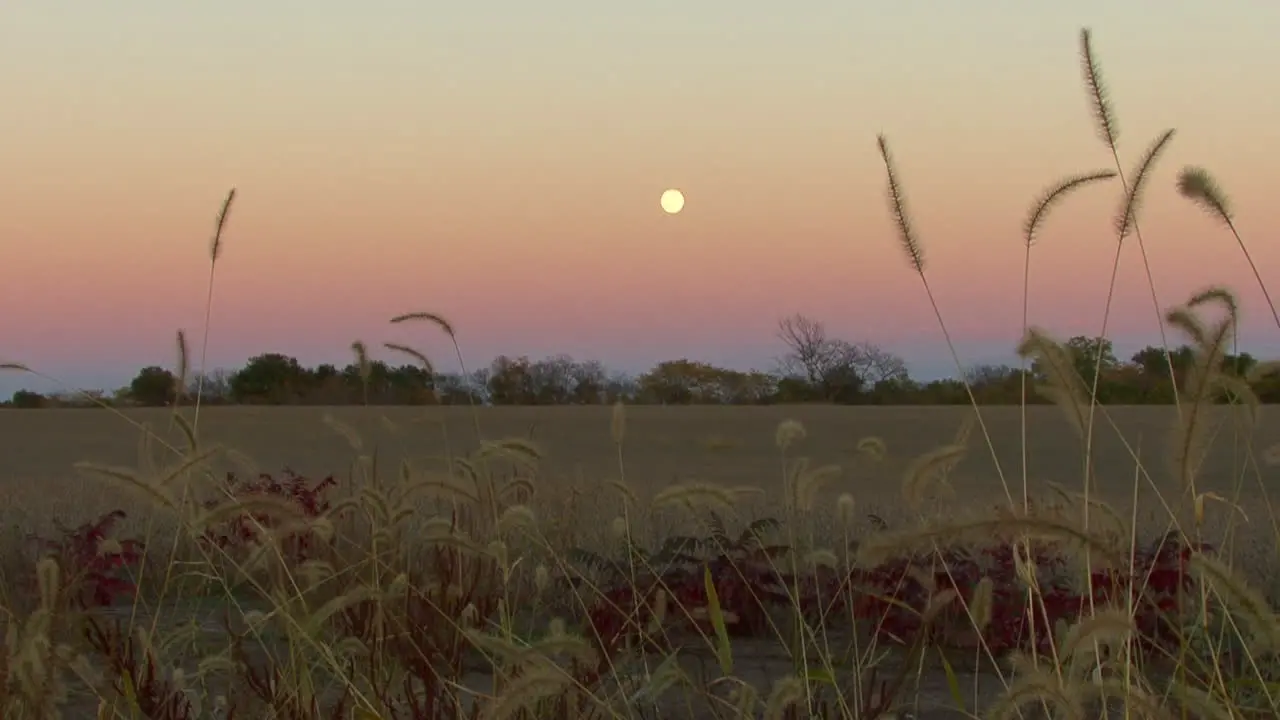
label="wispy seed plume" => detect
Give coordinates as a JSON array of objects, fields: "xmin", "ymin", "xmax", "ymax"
[
  {"xmin": 876, "ymin": 135, "xmax": 924, "ymax": 274},
  {"xmin": 1115, "ymin": 129, "xmax": 1176, "ymax": 240},
  {"xmin": 390, "ymin": 311, "xmax": 456, "ymax": 338},
  {"xmin": 774, "ymin": 419, "xmax": 806, "ymax": 450},
  {"xmin": 1079, "ymin": 28, "xmax": 1119, "ymax": 151},
  {"xmin": 350, "ymin": 340, "xmax": 371, "ymax": 377},
  {"xmin": 209, "ymin": 188, "xmax": 236, "ymax": 263},
  {"xmin": 836, "ymin": 493, "xmax": 856, "ymax": 526},
  {"xmin": 856, "ymin": 436, "xmax": 887, "ymax": 462},
  {"xmin": 1017, "ymin": 328, "xmax": 1089, "ymax": 436},
  {"xmin": 350, "ymin": 340, "xmax": 372, "ymax": 404},
  {"xmin": 383, "ymin": 342, "xmax": 435, "ymax": 376},
  {"xmin": 174, "ymin": 329, "xmax": 189, "ymax": 401},
  {"xmin": 1024, "ymin": 170, "xmax": 1117, "ymax": 247},
  {"xmin": 1177, "ymin": 166, "xmax": 1233, "ymax": 225},
  {"xmin": 193, "ymin": 187, "xmax": 237, "ymax": 437},
  {"xmin": 610, "ymin": 400, "xmax": 626, "ymax": 444}
]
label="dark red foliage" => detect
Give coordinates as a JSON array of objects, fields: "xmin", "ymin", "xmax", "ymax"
[
  {"xmin": 27, "ymin": 510, "xmax": 144, "ymax": 608},
  {"xmin": 576, "ymin": 543, "xmax": 792, "ymax": 653},
  {"xmin": 199, "ymin": 469, "xmax": 337, "ymax": 565},
  {"xmin": 581, "ymin": 526, "xmax": 1214, "ymax": 662}
]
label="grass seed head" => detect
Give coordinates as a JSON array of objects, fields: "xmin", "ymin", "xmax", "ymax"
[
  {"xmin": 970, "ymin": 576, "xmax": 994, "ymax": 631},
  {"xmin": 901, "ymin": 443, "xmax": 966, "ymax": 511},
  {"xmin": 209, "ymin": 187, "xmax": 236, "ymax": 262},
  {"xmin": 173, "ymin": 329, "xmax": 189, "ymax": 401},
  {"xmin": 795, "ymin": 462, "xmax": 841, "ymax": 512},
  {"xmin": 836, "ymin": 492, "xmax": 856, "ymax": 526},
  {"xmin": 1017, "ymin": 328, "xmax": 1089, "ymax": 435},
  {"xmin": 989, "ymin": 658, "xmax": 1085, "ymax": 720},
  {"xmin": 382, "ymin": 341, "xmax": 436, "ymax": 377},
  {"xmin": 389, "ymin": 310, "xmax": 456, "ymax": 338},
  {"xmin": 35, "ymin": 557, "xmax": 61, "ymax": 610},
  {"xmin": 74, "ymin": 462, "xmax": 178, "ymax": 511},
  {"xmin": 1060, "ymin": 609, "xmax": 1135, "ymax": 663},
  {"xmin": 774, "ymin": 419, "xmax": 806, "ymax": 450},
  {"xmin": 480, "ymin": 664, "xmax": 568, "ymax": 720},
  {"xmin": 762, "ymin": 675, "xmax": 805, "ymax": 720},
  {"xmin": 1079, "ymin": 27, "xmax": 1119, "ymax": 151},
  {"xmin": 1024, "ymin": 170, "xmax": 1117, "ymax": 248},
  {"xmin": 856, "ymin": 435, "xmax": 887, "ymax": 461},
  {"xmin": 803, "ymin": 548, "xmax": 838, "ymax": 568},
  {"xmin": 322, "ymin": 412, "xmax": 365, "ymax": 452},
  {"xmin": 1177, "ymin": 165, "xmax": 1233, "ymax": 224},
  {"xmin": 497, "ymin": 504, "xmax": 537, "ymax": 534},
  {"xmin": 876, "ymin": 134, "xmax": 925, "ymax": 275},
  {"xmin": 651, "ymin": 481, "xmax": 738, "ymax": 514},
  {"xmin": 1190, "ymin": 552, "xmax": 1280, "ymax": 652},
  {"xmin": 610, "ymin": 399, "xmax": 626, "ymax": 444},
  {"xmin": 610, "ymin": 516, "xmax": 628, "ymax": 540},
  {"xmin": 1115, "ymin": 129, "xmax": 1177, "ymax": 240}
]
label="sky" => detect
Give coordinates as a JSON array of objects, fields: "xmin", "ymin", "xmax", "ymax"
[{"xmin": 2, "ymin": 1, "xmax": 1279, "ymax": 397}]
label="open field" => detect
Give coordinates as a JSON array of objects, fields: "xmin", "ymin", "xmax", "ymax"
[{"xmin": 2, "ymin": 404, "xmax": 1275, "ymax": 527}]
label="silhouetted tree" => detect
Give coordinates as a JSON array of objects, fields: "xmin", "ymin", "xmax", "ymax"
[
  {"xmin": 128, "ymin": 366, "xmax": 178, "ymax": 407},
  {"xmin": 487, "ymin": 356, "xmax": 536, "ymax": 405},
  {"xmin": 230, "ymin": 354, "xmax": 309, "ymax": 404},
  {"xmin": 9, "ymin": 318, "xmax": 1280, "ymax": 408},
  {"xmin": 11, "ymin": 390, "xmax": 47, "ymax": 408},
  {"xmin": 775, "ymin": 314, "xmax": 885, "ymax": 402},
  {"xmin": 964, "ymin": 365, "xmax": 1028, "ymax": 405},
  {"xmin": 1063, "ymin": 336, "xmax": 1119, "ymax": 381},
  {"xmin": 436, "ymin": 372, "xmax": 483, "ymax": 405}
]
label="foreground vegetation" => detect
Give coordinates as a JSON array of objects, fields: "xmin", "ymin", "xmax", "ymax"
[{"xmin": 4, "ymin": 26, "xmax": 1280, "ymax": 719}]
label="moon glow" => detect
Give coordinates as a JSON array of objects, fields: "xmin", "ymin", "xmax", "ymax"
[{"xmin": 660, "ymin": 189, "xmax": 685, "ymax": 214}]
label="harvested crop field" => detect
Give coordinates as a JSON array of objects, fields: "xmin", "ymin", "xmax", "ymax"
[{"xmin": 1, "ymin": 404, "xmax": 1274, "ymax": 521}]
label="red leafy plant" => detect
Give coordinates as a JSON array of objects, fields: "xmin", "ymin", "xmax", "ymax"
[
  {"xmin": 831, "ymin": 521, "xmax": 1210, "ymax": 658},
  {"xmin": 24, "ymin": 512, "xmax": 187, "ymax": 717},
  {"xmin": 198, "ymin": 469, "xmax": 337, "ymax": 567},
  {"xmin": 576, "ymin": 509, "xmax": 1214, "ymax": 665},
  {"xmin": 569, "ymin": 513, "xmax": 793, "ymax": 655},
  {"xmin": 221, "ymin": 507, "xmax": 615, "ymax": 720},
  {"xmin": 26, "ymin": 509, "xmax": 144, "ymax": 609}
]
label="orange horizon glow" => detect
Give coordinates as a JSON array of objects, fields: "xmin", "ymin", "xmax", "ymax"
[{"xmin": 3, "ymin": 1, "xmax": 1279, "ymax": 395}]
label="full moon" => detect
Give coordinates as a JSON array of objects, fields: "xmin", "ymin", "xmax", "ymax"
[{"xmin": 660, "ymin": 188, "xmax": 685, "ymax": 214}]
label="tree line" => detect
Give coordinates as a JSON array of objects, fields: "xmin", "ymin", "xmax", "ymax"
[{"xmin": 6, "ymin": 314, "xmax": 1277, "ymax": 408}]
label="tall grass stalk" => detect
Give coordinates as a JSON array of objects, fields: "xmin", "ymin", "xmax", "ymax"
[
  {"xmin": 191, "ymin": 189, "xmax": 237, "ymax": 437},
  {"xmin": 1074, "ymin": 39, "xmax": 1183, "ymax": 599},
  {"xmin": 875, "ymin": 134, "xmax": 1014, "ymax": 509},
  {"xmin": 1176, "ymin": 166, "xmax": 1280, "ymax": 333},
  {"xmin": 1020, "ymin": 170, "xmax": 1118, "ymax": 508}
]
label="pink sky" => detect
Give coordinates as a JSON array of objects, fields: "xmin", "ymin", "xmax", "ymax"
[{"xmin": 2, "ymin": 1, "xmax": 1278, "ymax": 394}]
